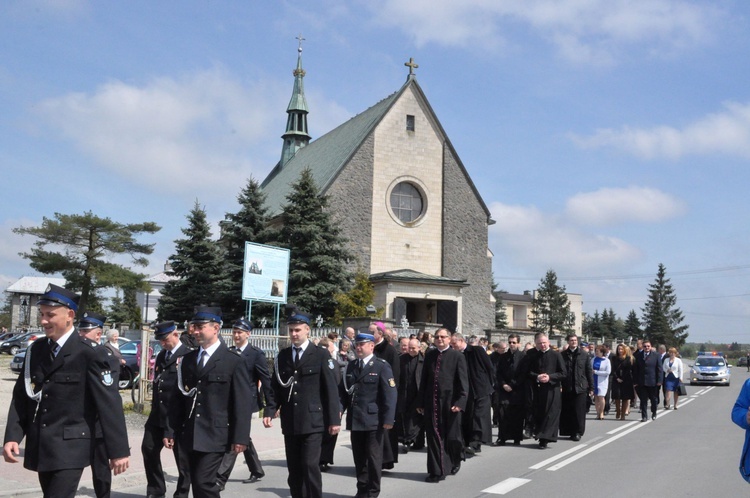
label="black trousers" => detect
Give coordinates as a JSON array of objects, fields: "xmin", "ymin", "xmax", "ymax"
[
  {"xmin": 38, "ymin": 468, "xmax": 83, "ymax": 498},
  {"xmin": 351, "ymin": 429, "xmax": 384, "ymax": 498},
  {"xmin": 216, "ymin": 437, "xmax": 264, "ymax": 485},
  {"xmin": 141, "ymin": 424, "xmax": 191, "ymax": 498},
  {"xmin": 498, "ymin": 402, "xmax": 524, "ymax": 443},
  {"xmin": 284, "ymin": 431, "xmax": 323, "ymax": 498},
  {"xmin": 188, "ymin": 451, "xmax": 224, "ymax": 498},
  {"xmin": 560, "ymin": 391, "xmax": 588, "ymax": 437},
  {"xmin": 92, "ymin": 437, "xmax": 111, "ymax": 498},
  {"xmin": 637, "ymin": 385, "xmax": 660, "ymax": 418}
]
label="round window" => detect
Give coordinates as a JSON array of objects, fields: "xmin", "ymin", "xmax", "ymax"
[{"xmin": 389, "ymin": 182, "xmax": 424, "ymax": 223}]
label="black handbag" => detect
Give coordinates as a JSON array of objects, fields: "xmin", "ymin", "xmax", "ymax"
[{"xmin": 677, "ymin": 382, "xmax": 687, "ymax": 396}]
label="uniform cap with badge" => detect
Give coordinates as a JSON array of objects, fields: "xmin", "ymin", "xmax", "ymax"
[
  {"xmin": 154, "ymin": 320, "xmax": 177, "ymax": 339},
  {"xmin": 78, "ymin": 311, "xmax": 107, "ymax": 330},
  {"xmin": 37, "ymin": 283, "xmax": 80, "ymax": 312},
  {"xmin": 287, "ymin": 311, "xmax": 313, "ymax": 325},
  {"xmin": 232, "ymin": 317, "xmax": 253, "ymax": 332},
  {"xmin": 190, "ymin": 306, "xmax": 222, "ymax": 324},
  {"xmin": 355, "ymin": 333, "xmax": 375, "ymax": 343}
]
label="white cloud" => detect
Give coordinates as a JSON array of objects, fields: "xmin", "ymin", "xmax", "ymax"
[
  {"xmin": 368, "ymin": 0, "xmax": 719, "ymax": 63},
  {"xmin": 571, "ymin": 101, "xmax": 750, "ymax": 159},
  {"xmin": 566, "ymin": 186, "xmax": 687, "ymax": 225},
  {"xmin": 489, "ymin": 201, "xmax": 642, "ymax": 274}
]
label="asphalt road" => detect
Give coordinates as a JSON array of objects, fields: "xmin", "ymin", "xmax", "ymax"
[{"xmin": 0, "ymin": 353, "xmax": 747, "ymax": 497}]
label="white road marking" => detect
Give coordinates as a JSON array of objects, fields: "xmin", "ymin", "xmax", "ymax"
[
  {"xmin": 482, "ymin": 477, "xmax": 532, "ymax": 495},
  {"xmin": 528, "ymin": 444, "xmax": 589, "ymax": 469},
  {"xmin": 606, "ymin": 420, "xmax": 640, "ymax": 435}
]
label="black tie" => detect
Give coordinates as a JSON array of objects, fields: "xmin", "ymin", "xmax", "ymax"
[
  {"xmin": 358, "ymin": 359, "xmax": 364, "ymax": 371},
  {"xmin": 49, "ymin": 340, "xmax": 59, "ymax": 362},
  {"xmin": 165, "ymin": 351, "xmax": 172, "ymax": 363},
  {"xmin": 198, "ymin": 350, "xmax": 207, "ymax": 369},
  {"xmin": 294, "ymin": 347, "xmax": 302, "ymax": 367}
]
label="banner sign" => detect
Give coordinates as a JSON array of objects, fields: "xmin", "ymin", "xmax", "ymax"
[{"xmin": 242, "ymin": 242, "xmax": 290, "ymax": 304}]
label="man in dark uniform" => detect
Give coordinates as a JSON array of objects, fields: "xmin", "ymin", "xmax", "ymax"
[
  {"xmin": 495, "ymin": 334, "xmax": 525, "ymax": 446},
  {"xmin": 416, "ymin": 328, "xmax": 469, "ymax": 483},
  {"xmin": 450, "ymin": 332, "xmax": 494, "ymax": 455},
  {"xmin": 341, "ymin": 332, "xmax": 397, "ymax": 498},
  {"xmin": 141, "ymin": 320, "xmax": 192, "ymax": 498},
  {"xmin": 527, "ymin": 332, "xmax": 567, "ymax": 449},
  {"xmin": 397, "ymin": 338, "xmax": 424, "ymax": 451},
  {"xmin": 3, "ymin": 284, "xmax": 130, "ymax": 498},
  {"xmin": 266, "ymin": 311, "xmax": 341, "ymax": 498},
  {"xmin": 560, "ymin": 334, "xmax": 593, "ymax": 442},
  {"xmin": 215, "ymin": 318, "xmax": 275, "ymax": 490},
  {"xmin": 634, "ymin": 339, "xmax": 663, "ymax": 422},
  {"xmin": 164, "ymin": 306, "xmax": 253, "ymax": 498},
  {"xmin": 77, "ymin": 311, "xmax": 120, "ymax": 498},
  {"xmin": 369, "ymin": 321, "xmax": 400, "ymax": 469}
]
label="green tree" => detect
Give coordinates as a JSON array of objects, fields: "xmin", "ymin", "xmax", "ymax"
[
  {"xmin": 332, "ymin": 270, "xmax": 382, "ymax": 324},
  {"xmin": 641, "ymin": 263, "xmax": 689, "ymax": 347},
  {"xmin": 278, "ymin": 168, "xmax": 353, "ymax": 322},
  {"xmin": 0, "ymin": 292, "xmax": 11, "ymax": 329},
  {"xmin": 218, "ymin": 177, "xmax": 274, "ymax": 321},
  {"xmin": 158, "ymin": 201, "xmax": 225, "ymax": 323},
  {"xmin": 583, "ymin": 310, "xmax": 601, "ymax": 337},
  {"xmin": 623, "ymin": 309, "xmax": 642, "ymax": 340},
  {"xmin": 530, "ymin": 270, "xmax": 574, "ymax": 335},
  {"xmin": 108, "ymin": 286, "xmax": 143, "ymax": 327},
  {"xmin": 13, "ymin": 211, "xmax": 160, "ymax": 316},
  {"xmin": 491, "ymin": 278, "xmax": 509, "ymax": 329}
]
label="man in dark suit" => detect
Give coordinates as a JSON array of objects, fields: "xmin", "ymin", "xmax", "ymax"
[
  {"xmin": 397, "ymin": 338, "xmax": 424, "ymax": 451},
  {"xmin": 369, "ymin": 321, "xmax": 400, "ymax": 469},
  {"xmin": 451, "ymin": 332, "xmax": 494, "ymax": 454},
  {"xmin": 77, "ymin": 311, "xmax": 121, "ymax": 498},
  {"xmin": 215, "ymin": 318, "xmax": 275, "ymax": 490},
  {"xmin": 164, "ymin": 306, "xmax": 253, "ymax": 498},
  {"xmin": 266, "ymin": 311, "xmax": 341, "ymax": 498},
  {"xmin": 416, "ymin": 328, "xmax": 469, "ymax": 483},
  {"xmin": 634, "ymin": 339, "xmax": 663, "ymax": 422},
  {"xmin": 495, "ymin": 334, "xmax": 525, "ymax": 446},
  {"xmin": 560, "ymin": 334, "xmax": 594, "ymax": 442},
  {"xmin": 3, "ymin": 284, "xmax": 130, "ymax": 498},
  {"xmin": 141, "ymin": 320, "xmax": 193, "ymax": 498},
  {"xmin": 341, "ymin": 332, "xmax": 397, "ymax": 498}
]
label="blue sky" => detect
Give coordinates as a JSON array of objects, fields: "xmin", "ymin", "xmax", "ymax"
[{"xmin": 2, "ymin": 0, "xmax": 749, "ymax": 344}]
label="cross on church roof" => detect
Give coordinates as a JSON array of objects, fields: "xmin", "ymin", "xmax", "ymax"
[
  {"xmin": 404, "ymin": 57, "xmax": 418, "ymax": 75},
  {"xmin": 296, "ymin": 33, "xmax": 305, "ymax": 53}
]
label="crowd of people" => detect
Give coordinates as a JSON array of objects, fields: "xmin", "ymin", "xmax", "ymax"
[{"xmin": 2, "ymin": 283, "xmax": 690, "ymax": 498}]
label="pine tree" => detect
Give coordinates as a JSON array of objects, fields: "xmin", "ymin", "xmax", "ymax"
[
  {"xmin": 108, "ymin": 286, "xmax": 142, "ymax": 327},
  {"xmin": 583, "ymin": 310, "xmax": 601, "ymax": 337},
  {"xmin": 623, "ymin": 310, "xmax": 642, "ymax": 340},
  {"xmin": 641, "ymin": 263, "xmax": 689, "ymax": 347},
  {"xmin": 491, "ymin": 278, "xmax": 509, "ymax": 329},
  {"xmin": 218, "ymin": 177, "xmax": 273, "ymax": 321},
  {"xmin": 13, "ymin": 211, "xmax": 160, "ymax": 316},
  {"xmin": 530, "ymin": 270, "xmax": 574, "ymax": 335},
  {"xmin": 158, "ymin": 201, "xmax": 225, "ymax": 323},
  {"xmin": 278, "ymin": 168, "xmax": 353, "ymax": 322}
]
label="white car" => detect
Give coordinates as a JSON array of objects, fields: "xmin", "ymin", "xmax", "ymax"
[{"xmin": 690, "ymin": 354, "xmax": 731, "ymax": 386}]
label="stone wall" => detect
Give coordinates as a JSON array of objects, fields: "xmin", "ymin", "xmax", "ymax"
[{"xmin": 442, "ymin": 145, "xmax": 494, "ymax": 335}]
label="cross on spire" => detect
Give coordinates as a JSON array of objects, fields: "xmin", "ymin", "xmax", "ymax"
[
  {"xmin": 404, "ymin": 57, "xmax": 419, "ymax": 75},
  {"xmin": 296, "ymin": 33, "xmax": 305, "ymax": 53}
]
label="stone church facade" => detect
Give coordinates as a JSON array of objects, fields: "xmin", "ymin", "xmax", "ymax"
[{"xmin": 261, "ymin": 50, "xmax": 494, "ymax": 335}]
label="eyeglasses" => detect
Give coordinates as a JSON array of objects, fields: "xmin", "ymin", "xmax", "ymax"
[
  {"xmin": 435, "ymin": 335, "xmax": 450, "ymax": 339},
  {"xmin": 508, "ymin": 341, "xmax": 518, "ymax": 344}
]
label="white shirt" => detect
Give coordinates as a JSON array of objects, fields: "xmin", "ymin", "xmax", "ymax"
[{"xmin": 198, "ymin": 340, "xmax": 221, "ymax": 366}]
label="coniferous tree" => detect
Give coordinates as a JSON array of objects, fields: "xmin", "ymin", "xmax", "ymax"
[
  {"xmin": 218, "ymin": 177, "xmax": 274, "ymax": 321},
  {"xmin": 583, "ymin": 310, "xmax": 601, "ymax": 337},
  {"xmin": 13, "ymin": 211, "xmax": 160, "ymax": 316},
  {"xmin": 278, "ymin": 168, "xmax": 353, "ymax": 322},
  {"xmin": 108, "ymin": 286, "xmax": 143, "ymax": 327},
  {"xmin": 491, "ymin": 278, "xmax": 509, "ymax": 329},
  {"xmin": 530, "ymin": 270, "xmax": 574, "ymax": 335},
  {"xmin": 623, "ymin": 309, "xmax": 642, "ymax": 340},
  {"xmin": 641, "ymin": 263, "xmax": 689, "ymax": 347},
  {"xmin": 332, "ymin": 270, "xmax": 382, "ymax": 325},
  {"xmin": 158, "ymin": 201, "xmax": 224, "ymax": 323}
]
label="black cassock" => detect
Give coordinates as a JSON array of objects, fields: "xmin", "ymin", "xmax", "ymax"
[
  {"xmin": 397, "ymin": 352, "xmax": 424, "ymax": 445},
  {"xmin": 417, "ymin": 348, "xmax": 469, "ymax": 477},
  {"xmin": 374, "ymin": 340, "xmax": 400, "ymax": 468},
  {"xmin": 527, "ymin": 349, "xmax": 567, "ymax": 442}
]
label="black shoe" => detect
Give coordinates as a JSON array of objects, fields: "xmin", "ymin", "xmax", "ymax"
[
  {"xmin": 513, "ymin": 440, "xmax": 521, "ymax": 446},
  {"xmin": 450, "ymin": 464, "xmax": 461, "ymax": 475},
  {"xmin": 146, "ymin": 495, "xmax": 166, "ymax": 498},
  {"xmin": 425, "ymin": 474, "xmax": 445, "ymax": 483},
  {"xmin": 464, "ymin": 446, "xmax": 475, "ymax": 457},
  {"xmin": 641, "ymin": 417, "xmax": 648, "ymax": 422},
  {"xmin": 471, "ymin": 443, "xmax": 482, "ymax": 453},
  {"xmin": 523, "ymin": 428, "xmax": 532, "ymax": 439},
  {"xmin": 570, "ymin": 434, "xmax": 581, "ymax": 442},
  {"xmin": 243, "ymin": 474, "xmax": 263, "ymax": 483},
  {"xmin": 320, "ymin": 463, "xmax": 329, "ymax": 472},
  {"xmin": 538, "ymin": 440, "xmax": 548, "ymax": 449},
  {"xmin": 215, "ymin": 482, "xmax": 225, "ymax": 492},
  {"xmin": 412, "ymin": 443, "xmax": 424, "ymax": 451},
  {"xmin": 651, "ymin": 414, "xmax": 656, "ymax": 420},
  {"xmin": 494, "ymin": 439, "xmax": 506, "ymax": 446}
]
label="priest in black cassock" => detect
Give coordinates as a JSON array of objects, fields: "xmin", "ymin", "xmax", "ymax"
[
  {"xmin": 527, "ymin": 332, "xmax": 567, "ymax": 449},
  {"xmin": 416, "ymin": 328, "xmax": 469, "ymax": 483},
  {"xmin": 370, "ymin": 322, "xmax": 400, "ymax": 469},
  {"xmin": 396, "ymin": 338, "xmax": 425, "ymax": 450}
]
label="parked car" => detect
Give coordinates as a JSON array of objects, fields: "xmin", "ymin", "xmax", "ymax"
[
  {"xmin": 0, "ymin": 332, "xmax": 41, "ymax": 355},
  {"xmin": 736, "ymin": 356, "xmax": 748, "ymax": 367},
  {"xmin": 119, "ymin": 340, "xmax": 162, "ymax": 389},
  {"xmin": 9, "ymin": 349, "xmax": 25, "ymax": 374}
]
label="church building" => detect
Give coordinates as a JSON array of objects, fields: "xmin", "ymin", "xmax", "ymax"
[{"xmin": 261, "ymin": 46, "xmax": 495, "ymax": 335}]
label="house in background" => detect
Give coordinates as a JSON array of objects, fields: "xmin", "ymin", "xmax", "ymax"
[
  {"xmin": 498, "ymin": 290, "xmax": 583, "ymax": 336},
  {"xmin": 5, "ymin": 276, "xmax": 66, "ymax": 330}
]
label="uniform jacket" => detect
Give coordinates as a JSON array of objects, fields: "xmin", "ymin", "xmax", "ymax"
[
  {"xmin": 167, "ymin": 341, "xmax": 253, "ymax": 452},
  {"xmin": 634, "ymin": 350, "xmax": 664, "ymax": 387},
  {"xmin": 82, "ymin": 338, "xmax": 121, "ymax": 439},
  {"xmin": 233, "ymin": 343, "xmax": 275, "ymax": 417},
  {"xmin": 146, "ymin": 343, "xmax": 192, "ymax": 431},
  {"xmin": 342, "ymin": 357, "xmax": 397, "ymax": 431},
  {"xmin": 462, "ymin": 344, "xmax": 495, "ymax": 399},
  {"xmin": 4, "ymin": 332, "xmax": 130, "ymax": 472},
  {"xmin": 561, "ymin": 347, "xmax": 594, "ymax": 394},
  {"xmin": 416, "ymin": 347, "xmax": 469, "ymax": 412},
  {"xmin": 270, "ymin": 342, "xmax": 341, "ymax": 436}
]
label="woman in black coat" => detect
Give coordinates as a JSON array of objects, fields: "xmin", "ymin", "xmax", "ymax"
[{"xmin": 610, "ymin": 344, "xmax": 635, "ymax": 420}]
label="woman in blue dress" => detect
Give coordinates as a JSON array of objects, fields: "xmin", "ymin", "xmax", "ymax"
[
  {"xmin": 591, "ymin": 345, "xmax": 611, "ymax": 420},
  {"xmin": 662, "ymin": 347, "xmax": 683, "ymax": 409}
]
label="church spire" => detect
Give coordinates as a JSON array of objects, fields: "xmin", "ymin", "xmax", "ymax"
[{"xmin": 280, "ymin": 34, "xmax": 311, "ymax": 166}]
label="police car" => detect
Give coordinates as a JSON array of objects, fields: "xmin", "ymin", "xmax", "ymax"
[{"xmin": 690, "ymin": 352, "xmax": 731, "ymax": 386}]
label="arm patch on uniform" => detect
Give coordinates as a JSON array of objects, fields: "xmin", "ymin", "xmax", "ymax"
[
  {"xmin": 328, "ymin": 359, "xmax": 335, "ymax": 370},
  {"xmin": 101, "ymin": 370, "xmax": 114, "ymax": 387},
  {"xmin": 388, "ymin": 378, "xmax": 396, "ymax": 388}
]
